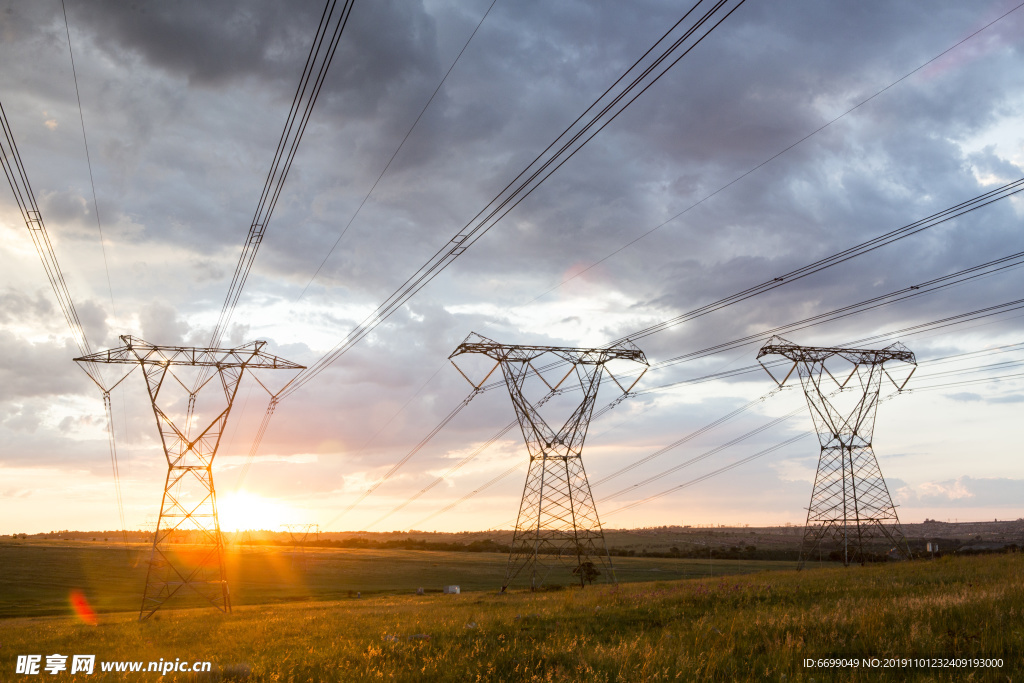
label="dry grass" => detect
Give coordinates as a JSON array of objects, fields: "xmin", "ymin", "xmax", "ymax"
[{"xmin": 0, "ymin": 553, "xmax": 1020, "ymax": 681}]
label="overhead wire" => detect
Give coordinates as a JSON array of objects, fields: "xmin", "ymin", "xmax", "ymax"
[
  {"xmin": 357, "ymin": 246, "xmax": 1024, "ymax": 523},
  {"xmin": 300, "ymin": 2, "xmax": 1021, "ymax": 527},
  {"xmin": 602, "ymin": 433, "xmax": 812, "ymax": 518},
  {"xmin": 61, "ymin": 1, "xmax": 130, "ymax": 548},
  {"xmin": 239, "ymin": 0, "xmax": 751, "ymax": 491},
  {"xmin": 296, "ymin": 3, "xmax": 1024, "ymax": 511},
  {"xmin": 490, "ymin": 349, "xmax": 1024, "ymax": 527},
  {"xmin": 514, "ymin": 0, "xmax": 1024, "ymax": 309},
  {"xmin": 329, "ymin": 387, "xmax": 484, "ymax": 525},
  {"xmin": 0, "ymin": 100, "xmax": 93, "ymax": 358},
  {"xmin": 603, "ymin": 358, "xmax": 1024, "ymax": 518},
  {"xmin": 278, "ymin": 0, "xmax": 751, "ymax": 400},
  {"xmin": 297, "ymin": 0, "xmax": 500, "ymax": 301},
  {"xmin": 233, "ymin": 0, "xmax": 500, "ymax": 491},
  {"xmin": 61, "ymin": 0, "xmax": 117, "ymax": 325},
  {"xmin": 414, "ymin": 326, "xmax": 1024, "ymax": 527},
  {"xmin": 360, "ymin": 389, "xmax": 563, "ymax": 530},
  {"xmin": 205, "ymin": 0, "xmax": 356, "ymax": 353}
]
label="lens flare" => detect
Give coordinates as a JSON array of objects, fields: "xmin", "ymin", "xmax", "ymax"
[{"xmin": 69, "ymin": 589, "xmax": 97, "ymax": 625}]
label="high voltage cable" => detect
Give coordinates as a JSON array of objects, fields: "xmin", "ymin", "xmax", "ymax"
[
  {"xmin": 609, "ymin": 178, "xmax": 1024, "ymax": 345},
  {"xmin": 638, "ymin": 249, "xmax": 1024, "ymax": 375},
  {"xmin": 446, "ymin": 351, "xmax": 1024, "ymax": 529},
  {"xmin": 232, "ymin": 0, "xmax": 500, "ymax": 492},
  {"xmin": 189, "ymin": 0, "xmax": 355, "ymax": 445},
  {"xmin": 599, "ymin": 404, "xmax": 805, "ymax": 503},
  {"xmin": 240, "ymin": 0, "xmax": 749, "ymax": 483},
  {"xmin": 411, "ymin": 332, "xmax": 1024, "ymax": 528},
  {"xmin": 359, "ymin": 390, "xmax": 563, "ymax": 530},
  {"xmin": 468, "ymin": 178, "xmax": 1024, "ymax": 393},
  {"xmin": 602, "ymin": 361, "xmax": 1024, "ymax": 518},
  {"xmin": 600, "ymin": 351, "xmax": 1024, "ymax": 501},
  {"xmin": 907, "ymin": 369, "xmax": 1024, "ymax": 392},
  {"xmin": 279, "ymin": 0, "xmax": 749, "ymax": 400},
  {"xmin": 591, "ymin": 389, "xmax": 784, "ymax": 488},
  {"xmin": 297, "ymin": 0, "xmax": 499, "ymax": 301},
  {"xmin": 1, "ymin": 100, "xmax": 93, "ymax": 358},
  {"xmin": 61, "ymin": 0, "xmax": 117, "ymax": 326},
  {"xmin": 61, "ymin": 1, "xmax": 128, "ymax": 549},
  {"xmin": 602, "ymin": 433, "xmax": 812, "ymax": 517},
  {"xmin": 1, "ymin": 93, "xmax": 137, "ymax": 546},
  {"xmin": 517, "ymin": 0, "xmax": 1024, "ymax": 308},
  {"xmin": 206, "ymin": 0, "xmax": 356, "ymax": 353},
  {"xmin": 351, "ymin": 250, "xmax": 1024, "ymax": 525},
  {"xmin": 286, "ymin": 5, "xmax": 1024, "ymax": 485},
  {"xmin": 329, "ymin": 389, "xmax": 484, "ymax": 525},
  {"xmin": 414, "ymin": 462, "xmax": 522, "ymax": 528}
]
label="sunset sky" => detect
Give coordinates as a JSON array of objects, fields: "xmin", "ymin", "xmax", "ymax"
[{"xmin": 1, "ymin": 0, "xmax": 1023, "ymax": 535}]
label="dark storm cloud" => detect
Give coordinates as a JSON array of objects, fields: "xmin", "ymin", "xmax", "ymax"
[{"xmin": 64, "ymin": 1, "xmax": 323, "ymax": 87}]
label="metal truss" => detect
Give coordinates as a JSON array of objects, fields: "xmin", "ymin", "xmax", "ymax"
[
  {"xmin": 450, "ymin": 332, "xmax": 647, "ymax": 591},
  {"xmin": 282, "ymin": 523, "xmax": 320, "ymax": 570},
  {"xmin": 757, "ymin": 336, "xmax": 916, "ymax": 567},
  {"xmin": 75, "ymin": 336, "xmax": 303, "ymax": 619}
]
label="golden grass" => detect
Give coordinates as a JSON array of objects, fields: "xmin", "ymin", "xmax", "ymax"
[{"xmin": 0, "ymin": 553, "xmax": 1020, "ymax": 681}]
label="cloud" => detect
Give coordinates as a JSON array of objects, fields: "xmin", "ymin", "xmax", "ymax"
[
  {"xmin": 903, "ymin": 476, "xmax": 1024, "ymax": 507},
  {"xmin": 2, "ymin": 1, "xmax": 1024, "ymax": 531}
]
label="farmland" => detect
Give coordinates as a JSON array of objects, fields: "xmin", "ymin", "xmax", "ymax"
[
  {"xmin": 0, "ymin": 539, "xmax": 796, "ymax": 619},
  {"xmin": 0, "ymin": 545, "xmax": 1020, "ymax": 681}
]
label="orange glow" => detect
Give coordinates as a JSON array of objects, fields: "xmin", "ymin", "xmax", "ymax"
[
  {"xmin": 218, "ymin": 491, "xmax": 295, "ymax": 531},
  {"xmin": 69, "ymin": 589, "xmax": 97, "ymax": 625}
]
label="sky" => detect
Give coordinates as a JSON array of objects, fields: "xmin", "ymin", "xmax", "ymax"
[{"xmin": 1, "ymin": 0, "xmax": 1023, "ymax": 535}]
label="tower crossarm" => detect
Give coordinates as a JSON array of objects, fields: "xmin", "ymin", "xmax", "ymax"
[
  {"xmin": 73, "ymin": 336, "xmax": 306, "ymax": 370},
  {"xmin": 450, "ymin": 332, "xmax": 647, "ymax": 366},
  {"xmin": 756, "ymin": 335, "xmax": 915, "ymax": 366}
]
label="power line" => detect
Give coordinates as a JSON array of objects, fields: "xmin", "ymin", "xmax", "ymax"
[
  {"xmin": 602, "ymin": 433, "xmax": 812, "ymax": 517},
  {"xmin": 609, "ymin": 177, "xmax": 1024, "ymax": 346},
  {"xmin": 346, "ymin": 248, "xmax": 1024, "ymax": 525},
  {"xmin": 273, "ymin": 4, "xmax": 1024, "ymax": 497},
  {"xmin": 1, "ymin": 100, "xmax": 92, "ymax": 357},
  {"xmin": 61, "ymin": 0, "xmax": 117, "ymax": 325},
  {"xmin": 61, "ymin": 0, "xmax": 128, "ymax": 549},
  {"xmin": 412, "ymin": 327, "xmax": 1024, "ymax": 528},
  {"xmin": 207, "ymin": 0, "xmax": 357, "ymax": 352},
  {"xmin": 240, "ymin": 0, "xmax": 751, "ymax": 490},
  {"xmin": 329, "ymin": 387, "xmax": 483, "ymax": 526},
  {"xmin": 297, "ymin": 0, "xmax": 500, "ymax": 301},
  {"xmin": 280, "ymin": 0, "xmax": 750, "ymax": 399},
  {"xmin": 603, "ymin": 359, "xmax": 1024, "ymax": 518},
  {"xmin": 515, "ymin": 0, "xmax": 1024, "ymax": 309}
]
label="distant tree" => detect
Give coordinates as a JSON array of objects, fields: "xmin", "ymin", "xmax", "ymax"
[{"xmin": 573, "ymin": 561, "xmax": 601, "ymax": 586}]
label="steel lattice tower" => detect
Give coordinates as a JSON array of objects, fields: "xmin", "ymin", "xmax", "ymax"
[
  {"xmin": 757, "ymin": 336, "xmax": 916, "ymax": 567},
  {"xmin": 450, "ymin": 333, "xmax": 647, "ymax": 591},
  {"xmin": 75, "ymin": 336, "xmax": 303, "ymax": 619}
]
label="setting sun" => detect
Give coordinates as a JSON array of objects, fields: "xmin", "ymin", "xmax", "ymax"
[{"xmin": 217, "ymin": 491, "xmax": 298, "ymax": 532}]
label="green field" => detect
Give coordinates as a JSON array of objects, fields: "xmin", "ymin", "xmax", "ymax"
[
  {"xmin": 0, "ymin": 540, "xmax": 794, "ymax": 618},
  {"xmin": 0, "ymin": 546, "xmax": 1020, "ymax": 681}
]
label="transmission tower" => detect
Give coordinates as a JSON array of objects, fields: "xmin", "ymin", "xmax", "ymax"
[
  {"xmin": 75, "ymin": 336, "xmax": 303, "ymax": 619},
  {"xmin": 756, "ymin": 336, "xmax": 916, "ymax": 567},
  {"xmin": 282, "ymin": 523, "xmax": 320, "ymax": 570},
  {"xmin": 450, "ymin": 332, "xmax": 647, "ymax": 591}
]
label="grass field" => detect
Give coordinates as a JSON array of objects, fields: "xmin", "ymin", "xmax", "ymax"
[
  {"xmin": 0, "ymin": 540, "xmax": 799, "ymax": 618},
  {"xmin": 0, "ymin": 548, "xmax": 1019, "ymax": 681}
]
